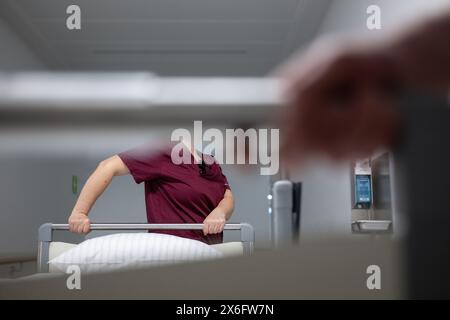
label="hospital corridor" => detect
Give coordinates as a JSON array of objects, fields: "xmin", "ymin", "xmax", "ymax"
[{"xmin": 0, "ymin": 0, "xmax": 450, "ymax": 305}]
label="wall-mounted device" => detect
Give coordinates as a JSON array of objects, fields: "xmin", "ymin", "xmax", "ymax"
[
  {"xmin": 354, "ymin": 174, "xmax": 372, "ymax": 209},
  {"xmin": 351, "ymin": 160, "xmax": 373, "ymax": 210},
  {"xmin": 351, "ymin": 156, "xmax": 393, "ymax": 234}
]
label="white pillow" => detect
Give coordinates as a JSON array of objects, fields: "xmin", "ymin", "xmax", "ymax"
[{"xmin": 49, "ymin": 233, "xmax": 223, "ymax": 273}]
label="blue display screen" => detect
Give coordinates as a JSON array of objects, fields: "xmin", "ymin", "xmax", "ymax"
[{"xmin": 355, "ymin": 175, "xmax": 371, "ymax": 203}]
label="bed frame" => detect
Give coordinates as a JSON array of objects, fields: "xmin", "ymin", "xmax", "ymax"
[{"xmin": 37, "ymin": 223, "xmax": 255, "ymax": 273}]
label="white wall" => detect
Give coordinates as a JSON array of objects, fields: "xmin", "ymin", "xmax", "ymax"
[
  {"xmin": 291, "ymin": 160, "xmax": 353, "ymax": 239},
  {"xmin": 292, "ymin": 0, "xmax": 450, "ymax": 240},
  {"xmin": 0, "ymin": 18, "xmax": 43, "ymax": 70},
  {"xmin": 0, "ymin": 18, "xmax": 45, "ymax": 258},
  {"xmin": 0, "ymin": 157, "xmax": 85, "ymax": 256}
]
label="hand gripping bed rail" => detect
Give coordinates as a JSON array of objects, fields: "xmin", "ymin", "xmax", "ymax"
[{"xmin": 37, "ymin": 223, "xmax": 255, "ymax": 273}]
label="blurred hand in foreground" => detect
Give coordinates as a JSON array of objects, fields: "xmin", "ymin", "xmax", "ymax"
[{"xmin": 277, "ymin": 11, "xmax": 450, "ymax": 163}]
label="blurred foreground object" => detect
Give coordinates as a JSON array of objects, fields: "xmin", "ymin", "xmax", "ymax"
[
  {"xmin": 395, "ymin": 93, "xmax": 450, "ymax": 299},
  {"xmin": 278, "ymin": 11, "xmax": 450, "ymax": 162}
]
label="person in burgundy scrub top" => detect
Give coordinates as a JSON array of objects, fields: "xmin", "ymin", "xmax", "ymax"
[{"xmin": 67, "ymin": 142, "xmax": 234, "ymax": 244}]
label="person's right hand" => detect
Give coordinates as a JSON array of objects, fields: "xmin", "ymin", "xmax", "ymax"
[
  {"xmin": 68, "ymin": 212, "xmax": 91, "ymax": 234},
  {"xmin": 277, "ymin": 39, "xmax": 402, "ymax": 163}
]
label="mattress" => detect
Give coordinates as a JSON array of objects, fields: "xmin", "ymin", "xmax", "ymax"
[{"xmin": 48, "ymin": 241, "xmax": 244, "ymax": 273}]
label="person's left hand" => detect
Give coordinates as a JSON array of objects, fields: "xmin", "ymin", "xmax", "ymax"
[{"xmin": 203, "ymin": 209, "xmax": 226, "ymax": 235}]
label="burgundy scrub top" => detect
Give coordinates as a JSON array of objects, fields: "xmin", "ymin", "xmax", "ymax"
[{"xmin": 118, "ymin": 144, "xmax": 230, "ymax": 244}]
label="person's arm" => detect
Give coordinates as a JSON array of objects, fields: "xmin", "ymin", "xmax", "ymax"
[
  {"xmin": 68, "ymin": 155, "xmax": 129, "ymax": 234},
  {"xmin": 203, "ymin": 189, "xmax": 234, "ymax": 235}
]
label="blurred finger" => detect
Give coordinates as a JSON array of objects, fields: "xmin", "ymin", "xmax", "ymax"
[
  {"xmin": 82, "ymin": 221, "xmax": 90, "ymax": 234},
  {"xmin": 76, "ymin": 224, "xmax": 84, "ymax": 234}
]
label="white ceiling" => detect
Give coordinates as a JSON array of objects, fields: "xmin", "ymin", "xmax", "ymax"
[{"xmin": 0, "ymin": 0, "xmax": 331, "ymax": 76}]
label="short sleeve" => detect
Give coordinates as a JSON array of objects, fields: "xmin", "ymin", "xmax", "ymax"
[
  {"xmin": 118, "ymin": 144, "xmax": 167, "ymax": 184},
  {"xmin": 218, "ymin": 165, "xmax": 231, "ymax": 190}
]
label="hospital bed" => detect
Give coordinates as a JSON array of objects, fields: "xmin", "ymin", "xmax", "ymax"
[{"xmin": 37, "ymin": 222, "xmax": 255, "ymax": 273}]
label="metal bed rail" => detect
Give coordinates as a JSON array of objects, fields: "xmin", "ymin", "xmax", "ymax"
[{"xmin": 37, "ymin": 223, "xmax": 255, "ymax": 273}]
